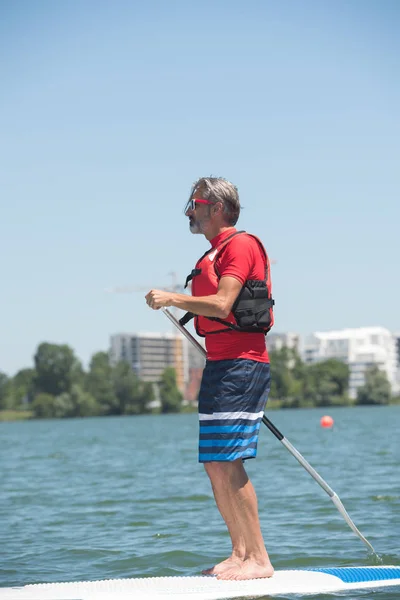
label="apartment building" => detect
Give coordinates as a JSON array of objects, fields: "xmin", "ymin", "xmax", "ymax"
[
  {"xmin": 110, "ymin": 332, "xmax": 189, "ymax": 393},
  {"xmin": 304, "ymin": 326, "xmax": 399, "ymax": 398}
]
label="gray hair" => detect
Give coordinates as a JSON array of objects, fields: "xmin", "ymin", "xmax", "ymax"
[{"xmin": 190, "ymin": 177, "xmax": 241, "ymax": 226}]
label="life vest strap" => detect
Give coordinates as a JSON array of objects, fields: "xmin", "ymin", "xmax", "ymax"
[
  {"xmin": 206, "ymin": 316, "xmax": 265, "ymax": 333},
  {"xmin": 206, "ymin": 296, "xmax": 274, "ymax": 334},
  {"xmin": 179, "ymin": 312, "xmax": 195, "ymax": 326},
  {"xmin": 184, "ymin": 269, "xmax": 201, "ymax": 289},
  {"xmin": 179, "ymin": 295, "xmax": 274, "ymax": 334}
]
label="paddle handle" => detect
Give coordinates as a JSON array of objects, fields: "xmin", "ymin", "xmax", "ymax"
[{"xmin": 162, "ymin": 307, "xmax": 206, "ymax": 356}]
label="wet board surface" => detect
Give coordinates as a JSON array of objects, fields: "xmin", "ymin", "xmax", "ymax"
[{"xmin": 1, "ymin": 566, "xmax": 400, "ymax": 599}]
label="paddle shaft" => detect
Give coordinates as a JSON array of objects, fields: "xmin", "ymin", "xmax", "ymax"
[{"xmin": 162, "ymin": 307, "xmax": 376, "ymax": 554}]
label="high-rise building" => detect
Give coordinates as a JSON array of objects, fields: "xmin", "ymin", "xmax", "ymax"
[
  {"xmin": 304, "ymin": 326, "xmax": 399, "ymax": 398},
  {"xmin": 109, "ymin": 332, "xmax": 189, "ymax": 393}
]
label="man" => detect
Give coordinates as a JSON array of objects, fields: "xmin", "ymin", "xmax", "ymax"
[{"xmin": 145, "ymin": 177, "xmax": 274, "ymax": 581}]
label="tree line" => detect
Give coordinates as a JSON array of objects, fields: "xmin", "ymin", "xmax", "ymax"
[
  {"xmin": 267, "ymin": 346, "xmax": 397, "ymax": 408},
  {"xmin": 0, "ymin": 342, "xmax": 183, "ymax": 419},
  {"xmin": 0, "ymin": 342, "xmax": 398, "ymax": 420}
]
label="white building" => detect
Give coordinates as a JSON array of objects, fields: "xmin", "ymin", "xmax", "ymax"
[
  {"xmin": 304, "ymin": 326, "xmax": 399, "ymax": 399},
  {"xmin": 110, "ymin": 332, "xmax": 189, "ymax": 393},
  {"xmin": 266, "ymin": 332, "xmax": 300, "ymax": 353}
]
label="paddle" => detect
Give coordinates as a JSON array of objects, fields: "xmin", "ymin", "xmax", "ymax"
[{"xmin": 162, "ymin": 307, "xmax": 377, "ymax": 555}]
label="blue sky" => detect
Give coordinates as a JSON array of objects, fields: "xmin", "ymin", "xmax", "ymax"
[{"xmin": 1, "ymin": 0, "xmax": 399, "ymax": 376}]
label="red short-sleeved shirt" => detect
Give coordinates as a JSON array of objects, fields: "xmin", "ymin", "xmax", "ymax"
[{"xmin": 204, "ymin": 228, "xmax": 269, "ymax": 363}]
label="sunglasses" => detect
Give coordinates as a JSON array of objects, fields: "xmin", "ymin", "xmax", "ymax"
[{"xmin": 184, "ymin": 198, "xmax": 214, "ymax": 214}]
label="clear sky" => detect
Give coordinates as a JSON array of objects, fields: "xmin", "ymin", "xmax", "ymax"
[{"xmin": 1, "ymin": 0, "xmax": 399, "ymax": 376}]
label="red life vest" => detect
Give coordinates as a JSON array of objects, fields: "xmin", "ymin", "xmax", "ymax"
[{"xmin": 182, "ymin": 231, "xmax": 274, "ymax": 337}]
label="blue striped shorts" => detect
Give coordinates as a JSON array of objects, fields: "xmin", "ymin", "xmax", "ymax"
[{"xmin": 198, "ymin": 359, "xmax": 271, "ymax": 463}]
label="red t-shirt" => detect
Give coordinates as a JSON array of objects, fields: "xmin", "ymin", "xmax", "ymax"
[{"xmin": 204, "ymin": 229, "xmax": 269, "ymax": 363}]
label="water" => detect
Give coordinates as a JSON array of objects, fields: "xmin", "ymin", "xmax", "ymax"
[{"xmin": 1, "ymin": 406, "xmax": 399, "ymax": 599}]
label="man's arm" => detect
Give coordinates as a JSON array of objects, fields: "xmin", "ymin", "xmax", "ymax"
[{"xmin": 145, "ymin": 276, "xmax": 242, "ymax": 319}]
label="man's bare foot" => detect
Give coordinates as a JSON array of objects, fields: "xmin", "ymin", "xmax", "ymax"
[
  {"xmin": 202, "ymin": 556, "xmax": 243, "ymax": 576},
  {"xmin": 216, "ymin": 559, "xmax": 274, "ymax": 580}
]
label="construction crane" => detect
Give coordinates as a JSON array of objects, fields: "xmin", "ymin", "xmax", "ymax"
[
  {"xmin": 105, "ymin": 257, "xmax": 277, "ymax": 295},
  {"xmin": 105, "ymin": 271, "xmax": 187, "ymax": 297}
]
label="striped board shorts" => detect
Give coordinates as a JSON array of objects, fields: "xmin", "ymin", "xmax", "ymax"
[{"xmin": 198, "ymin": 358, "xmax": 271, "ymax": 463}]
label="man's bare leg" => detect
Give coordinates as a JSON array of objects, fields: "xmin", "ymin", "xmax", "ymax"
[
  {"xmin": 201, "ymin": 460, "xmax": 245, "ymax": 576},
  {"xmin": 201, "ymin": 459, "xmax": 274, "ymax": 580}
]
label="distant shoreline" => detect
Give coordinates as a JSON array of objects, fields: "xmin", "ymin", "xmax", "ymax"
[{"xmin": 1, "ymin": 401, "xmax": 399, "ymax": 422}]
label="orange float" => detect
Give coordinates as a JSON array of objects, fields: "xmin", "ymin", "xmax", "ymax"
[{"xmin": 320, "ymin": 415, "xmax": 334, "ymax": 428}]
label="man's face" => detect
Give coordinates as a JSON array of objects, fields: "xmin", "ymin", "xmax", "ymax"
[{"xmin": 185, "ymin": 191, "xmax": 214, "ymax": 235}]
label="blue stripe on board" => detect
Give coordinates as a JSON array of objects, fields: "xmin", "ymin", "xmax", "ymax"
[
  {"xmin": 199, "ymin": 447, "xmax": 257, "ymax": 462},
  {"xmin": 199, "ymin": 435, "xmax": 259, "ymax": 448},
  {"xmin": 310, "ymin": 567, "xmax": 400, "ymax": 583}
]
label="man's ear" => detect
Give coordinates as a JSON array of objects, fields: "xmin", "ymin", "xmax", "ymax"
[{"xmin": 213, "ymin": 201, "xmax": 222, "ymax": 214}]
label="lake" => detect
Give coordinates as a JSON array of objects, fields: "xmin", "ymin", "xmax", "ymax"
[{"xmin": 1, "ymin": 405, "xmax": 399, "ymax": 599}]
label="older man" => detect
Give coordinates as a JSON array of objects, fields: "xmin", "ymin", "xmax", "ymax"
[{"xmin": 146, "ymin": 177, "xmax": 274, "ymax": 581}]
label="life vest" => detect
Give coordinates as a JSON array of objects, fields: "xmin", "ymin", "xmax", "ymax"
[{"xmin": 181, "ymin": 230, "xmax": 274, "ymax": 336}]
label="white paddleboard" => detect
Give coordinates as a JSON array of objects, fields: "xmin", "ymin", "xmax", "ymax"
[{"xmin": 1, "ymin": 566, "xmax": 400, "ymax": 599}]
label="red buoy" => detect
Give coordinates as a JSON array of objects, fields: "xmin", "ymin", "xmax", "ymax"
[{"xmin": 320, "ymin": 415, "xmax": 334, "ymax": 428}]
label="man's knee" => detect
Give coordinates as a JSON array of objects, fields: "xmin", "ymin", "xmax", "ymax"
[
  {"xmin": 203, "ymin": 459, "xmax": 244, "ymax": 481},
  {"xmin": 204, "ymin": 461, "xmax": 223, "ymax": 479}
]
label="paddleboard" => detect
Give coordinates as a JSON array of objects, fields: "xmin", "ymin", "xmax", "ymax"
[{"xmin": 1, "ymin": 566, "xmax": 400, "ymax": 599}]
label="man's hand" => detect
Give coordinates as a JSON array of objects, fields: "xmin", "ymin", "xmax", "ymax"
[
  {"xmin": 145, "ymin": 289, "xmax": 173, "ymax": 310},
  {"xmin": 145, "ymin": 276, "xmax": 242, "ymax": 316}
]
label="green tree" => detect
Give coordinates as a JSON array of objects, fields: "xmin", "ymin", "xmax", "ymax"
[
  {"xmin": 269, "ymin": 347, "xmax": 306, "ymax": 406},
  {"xmin": 159, "ymin": 367, "xmax": 183, "ymax": 413},
  {"xmin": 87, "ymin": 352, "xmax": 118, "ymax": 414},
  {"xmin": 269, "ymin": 348, "xmax": 296, "ymax": 400},
  {"xmin": 34, "ymin": 343, "xmax": 82, "ymax": 396},
  {"xmin": 9, "ymin": 368, "xmax": 36, "ymax": 408},
  {"xmin": 112, "ymin": 361, "xmax": 149, "ymax": 414},
  {"xmin": 31, "ymin": 393, "xmax": 57, "ymax": 418},
  {"xmin": 305, "ymin": 359, "xmax": 349, "ymax": 406},
  {"xmin": 0, "ymin": 372, "xmax": 10, "ymax": 410},
  {"xmin": 356, "ymin": 366, "xmax": 391, "ymax": 405},
  {"xmin": 55, "ymin": 384, "xmax": 98, "ymax": 418},
  {"xmin": 320, "ymin": 359, "xmax": 349, "ymax": 396},
  {"xmin": 140, "ymin": 381, "xmax": 155, "ymax": 410}
]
